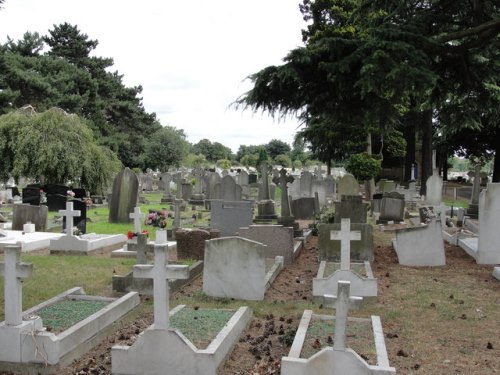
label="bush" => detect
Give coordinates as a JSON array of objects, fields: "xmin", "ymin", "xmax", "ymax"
[{"xmin": 346, "ymin": 152, "xmax": 381, "ymax": 181}]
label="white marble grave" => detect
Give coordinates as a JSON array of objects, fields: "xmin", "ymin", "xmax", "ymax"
[
  {"xmin": 282, "ymin": 281, "xmax": 395, "ymax": 374},
  {"xmin": 49, "ymin": 201, "xmax": 126, "ymax": 254},
  {"xmin": 313, "ymin": 218, "xmax": 377, "ymax": 298},
  {"xmin": 0, "ymin": 244, "xmax": 139, "ymax": 369},
  {"xmin": 111, "ymin": 236, "xmax": 252, "ymax": 375}
]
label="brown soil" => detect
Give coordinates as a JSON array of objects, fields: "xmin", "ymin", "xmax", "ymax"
[{"xmin": 18, "ymin": 221, "xmax": 500, "ymax": 375}]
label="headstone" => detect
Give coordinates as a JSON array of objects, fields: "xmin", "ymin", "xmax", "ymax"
[
  {"xmin": 323, "ymin": 281, "xmax": 363, "ymax": 350},
  {"xmin": 181, "ymin": 181, "xmax": 193, "ymax": 201},
  {"xmin": 214, "ymin": 175, "xmax": 242, "ymax": 201},
  {"xmin": 160, "ymin": 173, "xmax": 173, "ymax": 203},
  {"xmin": 109, "ymin": 167, "xmax": 139, "ymax": 223},
  {"xmin": 378, "ymin": 192, "xmax": 405, "ymax": 223},
  {"xmin": 291, "ymin": 197, "xmax": 316, "ymax": 220},
  {"xmin": 334, "ymin": 195, "xmax": 368, "ymax": 223},
  {"xmin": 129, "ymin": 207, "xmax": 145, "ymax": 234},
  {"xmin": 425, "ymin": 170, "xmax": 443, "ymax": 206},
  {"xmin": 329, "ymin": 219, "xmax": 361, "ymax": 271},
  {"xmin": 133, "ymin": 236, "xmax": 189, "ymax": 329},
  {"xmin": 175, "ymin": 228, "xmax": 220, "ymax": 260},
  {"xmin": 337, "ymin": 174, "xmax": 359, "ymax": 198},
  {"xmin": 63, "ymin": 199, "xmax": 87, "ymax": 235},
  {"xmin": 59, "ymin": 201, "xmax": 81, "ymax": 238},
  {"xmin": 248, "ymin": 173, "xmax": 258, "ymax": 185},
  {"xmin": 0, "ymin": 244, "xmax": 33, "ymax": 325},
  {"xmin": 21, "ymin": 187, "xmax": 41, "ymax": 206},
  {"xmin": 210, "ymin": 200, "xmax": 253, "ymax": 236},
  {"xmin": 477, "ymin": 183, "xmax": 500, "ymax": 264},
  {"xmin": 238, "ymin": 225, "xmax": 295, "ymax": 265},
  {"xmin": 319, "ymin": 223, "xmax": 373, "ymax": 262},
  {"xmin": 203, "ymin": 237, "xmax": 268, "ymax": 300},
  {"xmin": 45, "ymin": 184, "xmax": 70, "ymax": 212},
  {"xmin": 12, "ymin": 204, "xmax": 48, "ymax": 232},
  {"xmin": 272, "ymin": 169, "xmax": 295, "ymax": 225},
  {"xmin": 299, "ymin": 171, "xmax": 313, "ymax": 197},
  {"xmin": 466, "ymin": 164, "xmax": 481, "ymax": 219}
]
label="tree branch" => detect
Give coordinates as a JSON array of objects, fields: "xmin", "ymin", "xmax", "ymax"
[{"xmin": 436, "ymin": 18, "xmax": 500, "ymax": 44}]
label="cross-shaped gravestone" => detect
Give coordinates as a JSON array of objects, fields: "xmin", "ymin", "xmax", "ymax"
[
  {"xmin": 173, "ymin": 199, "xmax": 182, "ymax": 230},
  {"xmin": 60, "ymin": 201, "xmax": 81, "ymax": 237},
  {"xmin": 133, "ymin": 236, "xmax": 189, "ymax": 330},
  {"xmin": 324, "ymin": 280, "xmax": 363, "ymax": 350},
  {"xmin": 129, "ymin": 206, "xmax": 145, "ymax": 234},
  {"xmin": 273, "ymin": 168, "xmax": 294, "ymax": 218},
  {"xmin": 175, "ymin": 173, "xmax": 183, "ymax": 199},
  {"xmin": 0, "ymin": 243, "xmax": 33, "ymax": 326},
  {"xmin": 330, "ymin": 218, "xmax": 361, "ymax": 271}
]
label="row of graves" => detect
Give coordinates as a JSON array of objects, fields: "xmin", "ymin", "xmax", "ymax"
[
  {"xmin": 0, "ymin": 165, "xmax": 399, "ymax": 374},
  {"xmin": 1, "ymin": 164, "xmax": 497, "ymax": 374}
]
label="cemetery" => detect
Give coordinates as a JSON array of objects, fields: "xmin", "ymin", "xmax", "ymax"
[
  {"xmin": 0, "ymin": 167, "xmax": 498, "ymax": 374},
  {"xmin": 1, "ymin": 1, "xmax": 500, "ymax": 372}
]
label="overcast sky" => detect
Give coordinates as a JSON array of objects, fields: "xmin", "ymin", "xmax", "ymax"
[{"xmin": 0, "ymin": 0, "xmax": 306, "ymax": 152}]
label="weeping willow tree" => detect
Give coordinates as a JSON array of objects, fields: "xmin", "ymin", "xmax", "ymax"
[{"xmin": 0, "ymin": 106, "xmax": 121, "ymax": 193}]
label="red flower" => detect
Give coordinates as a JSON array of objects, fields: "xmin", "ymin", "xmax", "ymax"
[
  {"xmin": 127, "ymin": 231, "xmax": 134, "ymax": 240},
  {"xmin": 141, "ymin": 230, "xmax": 149, "ymax": 237}
]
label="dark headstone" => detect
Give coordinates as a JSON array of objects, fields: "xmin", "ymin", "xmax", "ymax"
[
  {"xmin": 45, "ymin": 184, "xmax": 70, "ymax": 211},
  {"xmin": 22, "ymin": 187, "xmax": 41, "ymax": 206},
  {"xmin": 334, "ymin": 195, "xmax": 368, "ymax": 223},
  {"xmin": 291, "ymin": 197, "xmax": 316, "ymax": 219},
  {"xmin": 319, "ymin": 222, "xmax": 373, "ymax": 261},
  {"xmin": 379, "ymin": 192, "xmax": 405, "ymax": 223},
  {"xmin": 175, "ymin": 228, "xmax": 220, "ymax": 260},
  {"xmin": 9, "ymin": 186, "xmax": 20, "ymax": 197},
  {"xmin": 248, "ymin": 173, "xmax": 258, "ymax": 184},
  {"xmin": 72, "ymin": 188, "xmax": 86, "ymax": 199}
]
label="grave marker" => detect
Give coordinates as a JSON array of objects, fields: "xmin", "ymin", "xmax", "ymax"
[
  {"xmin": 330, "ymin": 218, "xmax": 361, "ymax": 271},
  {"xmin": 323, "ymin": 280, "xmax": 363, "ymax": 350},
  {"xmin": 59, "ymin": 201, "xmax": 81, "ymax": 237},
  {"xmin": 133, "ymin": 237, "xmax": 189, "ymax": 329},
  {"xmin": 129, "ymin": 207, "xmax": 145, "ymax": 234},
  {"xmin": 0, "ymin": 244, "xmax": 33, "ymax": 325}
]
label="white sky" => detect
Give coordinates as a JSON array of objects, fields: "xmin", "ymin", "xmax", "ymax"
[{"xmin": 0, "ymin": 0, "xmax": 306, "ymax": 152}]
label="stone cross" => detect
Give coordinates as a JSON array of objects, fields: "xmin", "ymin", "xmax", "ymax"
[
  {"xmin": 330, "ymin": 218, "xmax": 361, "ymax": 271},
  {"xmin": 470, "ymin": 164, "xmax": 481, "ymax": 205},
  {"xmin": 324, "ymin": 280, "xmax": 363, "ymax": 351},
  {"xmin": 259, "ymin": 162, "xmax": 270, "ymax": 200},
  {"xmin": 175, "ymin": 173, "xmax": 183, "ymax": 199},
  {"xmin": 0, "ymin": 243, "xmax": 33, "ymax": 326},
  {"xmin": 133, "ymin": 236, "xmax": 189, "ymax": 330},
  {"xmin": 59, "ymin": 201, "xmax": 81, "ymax": 237},
  {"xmin": 129, "ymin": 206, "xmax": 145, "ymax": 234},
  {"xmin": 273, "ymin": 168, "xmax": 294, "ymax": 218}
]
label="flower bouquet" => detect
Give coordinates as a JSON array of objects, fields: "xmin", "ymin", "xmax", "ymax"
[{"xmin": 144, "ymin": 210, "xmax": 168, "ymax": 228}]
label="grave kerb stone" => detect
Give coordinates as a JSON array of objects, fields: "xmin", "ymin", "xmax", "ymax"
[
  {"xmin": 0, "ymin": 243, "xmax": 33, "ymax": 325},
  {"xmin": 323, "ymin": 280, "xmax": 363, "ymax": 350},
  {"xmin": 330, "ymin": 218, "xmax": 361, "ymax": 271},
  {"xmin": 133, "ymin": 237, "xmax": 189, "ymax": 330}
]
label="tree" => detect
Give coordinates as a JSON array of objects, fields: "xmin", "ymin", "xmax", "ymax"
[
  {"xmin": 143, "ymin": 126, "xmax": 189, "ymax": 171},
  {"xmin": 274, "ymin": 154, "xmax": 292, "ymax": 168},
  {"xmin": 0, "ymin": 107, "xmax": 121, "ymax": 192},
  {"xmin": 191, "ymin": 139, "xmax": 232, "ymax": 162},
  {"xmin": 265, "ymin": 139, "xmax": 291, "ymax": 159}
]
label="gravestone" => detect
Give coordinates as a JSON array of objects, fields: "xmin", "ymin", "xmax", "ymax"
[
  {"xmin": 63, "ymin": 199, "xmax": 87, "ymax": 234},
  {"xmin": 21, "ymin": 187, "xmax": 41, "ymax": 206},
  {"xmin": 334, "ymin": 195, "xmax": 368, "ymax": 224},
  {"xmin": 371, "ymin": 193, "xmax": 384, "ymax": 214},
  {"xmin": 476, "ymin": 183, "xmax": 500, "ymax": 264},
  {"xmin": 248, "ymin": 173, "xmax": 258, "ymax": 184},
  {"xmin": 210, "ymin": 200, "xmax": 253, "ymax": 236},
  {"xmin": 109, "ymin": 168, "xmax": 139, "ymax": 223},
  {"xmin": 425, "ymin": 170, "xmax": 443, "ymax": 206},
  {"xmin": 337, "ymin": 174, "xmax": 359, "ymax": 198},
  {"xmin": 319, "ymin": 223, "xmax": 373, "ymax": 261},
  {"xmin": 419, "ymin": 206, "xmax": 436, "ymax": 224},
  {"xmin": 181, "ymin": 181, "xmax": 193, "ymax": 201},
  {"xmin": 214, "ymin": 175, "xmax": 242, "ymax": 201},
  {"xmin": 466, "ymin": 165, "xmax": 481, "ymax": 219},
  {"xmin": 45, "ymin": 184, "xmax": 70, "ymax": 212},
  {"xmin": 160, "ymin": 173, "xmax": 174, "ymax": 203},
  {"xmin": 129, "ymin": 207, "xmax": 145, "ymax": 234},
  {"xmin": 300, "ymin": 171, "xmax": 313, "ymax": 197},
  {"xmin": 12, "ymin": 204, "xmax": 48, "ymax": 232},
  {"xmin": 203, "ymin": 237, "xmax": 268, "ymax": 300},
  {"xmin": 255, "ymin": 163, "xmax": 277, "ymax": 220},
  {"xmin": 273, "ymin": 168, "xmax": 295, "ymax": 226},
  {"xmin": 378, "ymin": 192, "xmax": 405, "ymax": 223},
  {"xmin": 175, "ymin": 228, "xmax": 220, "ymax": 260},
  {"xmin": 238, "ymin": 225, "xmax": 296, "ymax": 265},
  {"xmin": 291, "ymin": 197, "xmax": 316, "ymax": 220}
]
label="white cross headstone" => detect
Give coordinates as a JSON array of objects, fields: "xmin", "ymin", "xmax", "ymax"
[
  {"xmin": 133, "ymin": 236, "xmax": 189, "ymax": 330},
  {"xmin": 59, "ymin": 201, "xmax": 81, "ymax": 237},
  {"xmin": 129, "ymin": 206, "xmax": 145, "ymax": 234},
  {"xmin": 0, "ymin": 243, "xmax": 33, "ymax": 325},
  {"xmin": 324, "ymin": 280, "xmax": 363, "ymax": 350},
  {"xmin": 330, "ymin": 218, "xmax": 361, "ymax": 271}
]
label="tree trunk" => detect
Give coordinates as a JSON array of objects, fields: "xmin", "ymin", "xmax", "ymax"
[
  {"xmin": 420, "ymin": 109, "xmax": 433, "ymax": 196},
  {"xmin": 493, "ymin": 135, "xmax": 500, "ymax": 182},
  {"xmin": 403, "ymin": 112, "xmax": 417, "ymax": 183},
  {"xmin": 365, "ymin": 132, "xmax": 375, "ymax": 200}
]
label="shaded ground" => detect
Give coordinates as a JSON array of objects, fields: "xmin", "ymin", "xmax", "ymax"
[{"xmin": 7, "ymin": 222, "xmax": 500, "ymax": 375}]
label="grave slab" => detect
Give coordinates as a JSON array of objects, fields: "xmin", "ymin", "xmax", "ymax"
[
  {"xmin": 0, "ymin": 230, "xmax": 64, "ymax": 252},
  {"xmin": 392, "ymin": 220, "xmax": 445, "ymax": 266},
  {"xmin": 493, "ymin": 267, "xmax": 500, "ymax": 281}
]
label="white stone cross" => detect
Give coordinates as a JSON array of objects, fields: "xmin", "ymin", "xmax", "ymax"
[
  {"xmin": 330, "ymin": 218, "xmax": 361, "ymax": 271},
  {"xmin": 324, "ymin": 280, "xmax": 363, "ymax": 351},
  {"xmin": 129, "ymin": 206, "xmax": 145, "ymax": 234},
  {"xmin": 0, "ymin": 243, "xmax": 33, "ymax": 326},
  {"xmin": 133, "ymin": 236, "xmax": 189, "ymax": 330},
  {"xmin": 59, "ymin": 201, "xmax": 81, "ymax": 237}
]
